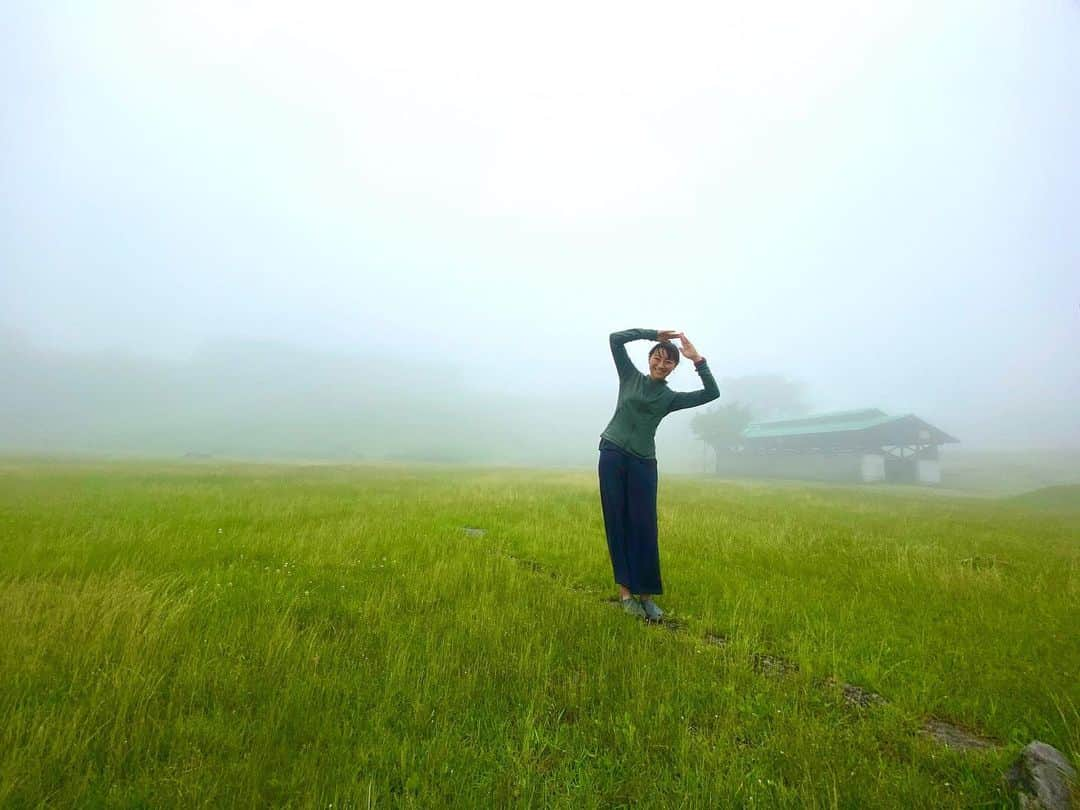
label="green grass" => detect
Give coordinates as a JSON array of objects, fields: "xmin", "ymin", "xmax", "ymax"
[
  {"xmin": 1008, "ymin": 484, "xmax": 1080, "ymax": 513},
  {"xmin": 1, "ymin": 459, "xmax": 1077, "ymax": 808}
]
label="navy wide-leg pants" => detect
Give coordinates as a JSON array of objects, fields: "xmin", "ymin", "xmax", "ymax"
[{"xmin": 599, "ymin": 446, "xmax": 662, "ymax": 595}]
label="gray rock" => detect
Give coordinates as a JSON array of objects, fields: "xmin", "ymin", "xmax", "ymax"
[
  {"xmin": 462, "ymin": 526, "xmax": 485, "ymax": 538},
  {"xmin": 1006, "ymin": 741, "xmax": 1077, "ymax": 810}
]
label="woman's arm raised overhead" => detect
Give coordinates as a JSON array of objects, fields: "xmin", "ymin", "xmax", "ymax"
[{"xmin": 667, "ymin": 335, "xmax": 720, "ymax": 412}]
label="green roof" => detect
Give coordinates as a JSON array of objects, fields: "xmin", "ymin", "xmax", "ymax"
[{"xmin": 742, "ymin": 409, "xmax": 957, "ymax": 442}]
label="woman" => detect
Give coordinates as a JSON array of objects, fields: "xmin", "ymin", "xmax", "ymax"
[{"xmin": 599, "ymin": 328, "xmax": 719, "ymax": 620}]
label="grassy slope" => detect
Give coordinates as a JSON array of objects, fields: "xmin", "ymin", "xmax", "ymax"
[
  {"xmin": 0, "ymin": 460, "xmax": 1076, "ymax": 808},
  {"xmin": 1008, "ymin": 484, "xmax": 1080, "ymax": 513},
  {"xmin": 940, "ymin": 449, "xmax": 1080, "ymax": 496}
]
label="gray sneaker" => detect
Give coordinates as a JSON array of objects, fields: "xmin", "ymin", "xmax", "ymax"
[
  {"xmin": 640, "ymin": 598, "xmax": 664, "ymax": 622},
  {"xmin": 621, "ymin": 597, "xmax": 647, "ymax": 619}
]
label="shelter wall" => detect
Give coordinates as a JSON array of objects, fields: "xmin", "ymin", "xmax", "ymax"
[
  {"xmin": 862, "ymin": 454, "xmax": 886, "ymax": 482},
  {"xmin": 917, "ymin": 459, "xmax": 941, "ymax": 484},
  {"xmin": 716, "ymin": 453, "xmax": 883, "ymax": 483}
]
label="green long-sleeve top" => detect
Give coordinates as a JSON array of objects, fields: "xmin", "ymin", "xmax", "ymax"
[{"xmin": 600, "ymin": 328, "xmax": 720, "ymax": 459}]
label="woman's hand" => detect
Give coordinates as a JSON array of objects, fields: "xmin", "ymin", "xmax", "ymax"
[
  {"xmin": 657, "ymin": 329, "xmax": 682, "ymax": 341},
  {"xmin": 678, "ymin": 335, "xmax": 702, "ymax": 362}
]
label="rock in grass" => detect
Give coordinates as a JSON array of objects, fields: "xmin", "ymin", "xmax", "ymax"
[
  {"xmin": 1005, "ymin": 741, "xmax": 1076, "ymax": 810},
  {"xmin": 462, "ymin": 526, "xmax": 485, "ymax": 538}
]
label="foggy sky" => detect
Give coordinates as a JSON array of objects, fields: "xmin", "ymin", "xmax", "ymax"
[{"xmin": 3, "ymin": 1, "xmax": 1079, "ymax": 459}]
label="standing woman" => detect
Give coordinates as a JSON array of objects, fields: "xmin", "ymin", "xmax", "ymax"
[{"xmin": 599, "ymin": 328, "xmax": 719, "ymax": 620}]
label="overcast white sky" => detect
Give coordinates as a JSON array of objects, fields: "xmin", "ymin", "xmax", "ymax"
[{"xmin": 3, "ymin": 1, "xmax": 1079, "ymax": 448}]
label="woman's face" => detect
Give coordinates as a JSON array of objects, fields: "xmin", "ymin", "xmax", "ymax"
[{"xmin": 648, "ymin": 349, "xmax": 677, "ymax": 381}]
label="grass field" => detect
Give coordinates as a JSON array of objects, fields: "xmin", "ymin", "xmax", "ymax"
[{"xmin": 1, "ymin": 459, "xmax": 1077, "ymax": 808}]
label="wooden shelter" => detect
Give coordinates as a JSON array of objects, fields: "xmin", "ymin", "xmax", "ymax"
[{"xmin": 735, "ymin": 409, "xmax": 959, "ymax": 484}]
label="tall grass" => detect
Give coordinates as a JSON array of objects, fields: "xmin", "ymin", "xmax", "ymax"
[{"xmin": 1, "ymin": 459, "xmax": 1077, "ymax": 807}]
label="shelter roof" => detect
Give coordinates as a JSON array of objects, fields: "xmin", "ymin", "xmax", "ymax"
[{"xmin": 743, "ymin": 409, "xmax": 958, "ymax": 444}]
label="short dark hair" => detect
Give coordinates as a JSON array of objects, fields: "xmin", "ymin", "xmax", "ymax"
[{"xmin": 649, "ymin": 341, "xmax": 680, "ymax": 365}]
